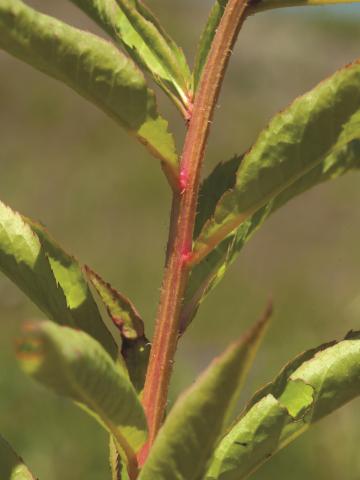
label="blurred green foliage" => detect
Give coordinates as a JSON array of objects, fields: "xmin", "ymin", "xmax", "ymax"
[{"xmin": 0, "ymin": 2, "xmax": 359, "ymax": 479}]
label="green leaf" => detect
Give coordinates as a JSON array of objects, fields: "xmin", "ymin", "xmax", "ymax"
[
  {"xmin": 182, "ymin": 129, "xmax": 360, "ymax": 329},
  {"xmin": 69, "ymin": 0, "xmax": 192, "ymax": 113},
  {"xmin": 205, "ymin": 331, "xmax": 360, "ymax": 480},
  {"xmin": 0, "ymin": 201, "xmax": 73, "ymax": 325},
  {"xmin": 194, "ymin": 156, "xmax": 242, "ymax": 241},
  {"xmin": 0, "ymin": 199, "xmax": 116, "ymax": 357},
  {"xmin": 193, "ymin": 0, "xmax": 228, "ymax": 91},
  {"xmin": 139, "ymin": 310, "xmax": 271, "ymax": 480},
  {"xmin": 182, "ymin": 61, "xmax": 360, "ymax": 328},
  {"xmin": 85, "ymin": 266, "xmax": 150, "ymax": 393},
  {"xmin": 193, "ymin": 60, "xmax": 360, "ymax": 264},
  {"xmin": 249, "ymin": 0, "xmax": 360, "ymax": 15},
  {"xmin": 17, "ymin": 321, "xmax": 147, "ymax": 475},
  {"xmin": 26, "ymin": 218, "xmax": 117, "ymax": 359},
  {"xmin": 0, "ymin": 436, "xmax": 36, "ymax": 480},
  {"xmin": 0, "ymin": 0, "xmax": 178, "ymax": 185}
]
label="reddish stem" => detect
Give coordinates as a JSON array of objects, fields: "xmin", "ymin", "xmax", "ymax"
[{"xmin": 139, "ymin": 0, "xmax": 250, "ymax": 464}]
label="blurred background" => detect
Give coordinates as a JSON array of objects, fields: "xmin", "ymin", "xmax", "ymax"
[{"xmin": 1, "ymin": 1, "xmax": 360, "ymax": 478}]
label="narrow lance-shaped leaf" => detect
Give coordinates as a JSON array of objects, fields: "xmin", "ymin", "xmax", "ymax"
[
  {"xmin": 249, "ymin": 0, "xmax": 360, "ymax": 15},
  {"xmin": 0, "ymin": 0, "xmax": 178, "ymax": 186},
  {"xmin": 192, "ymin": 60, "xmax": 360, "ymax": 267},
  {"xmin": 16, "ymin": 321, "xmax": 147, "ymax": 477},
  {"xmin": 85, "ymin": 266, "xmax": 150, "ymax": 393},
  {"xmin": 0, "ymin": 200, "xmax": 74, "ymax": 327},
  {"xmin": 138, "ymin": 308, "xmax": 271, "ymax": 480},
  {"xmin": 0, "ymin": 435, "xmax": 36, "ymax": 480},
  {"xmin": 205, "ymin": 331, "xmax": 360, "ymax": 480},
  {"xmin": 193, "ymin": 0, "xmax": 228, "ymax": 91},
  {"xmin": 193, "ymin": 60, "xmax": 360, "ymax": 263},
  {"xmin": 0, "ymin": 199, "xmax": 116, "ymax": 357},
  {"xmin": 181, "ymin": 132, "xmax": 360, "ymax": 329},
  {"xmin": 69, "ymin": 0, "xmax": 192, "ymax": 113},
  {"xmin": 26, "ymin": 218, "xmax": 117, "ymax": 359}
]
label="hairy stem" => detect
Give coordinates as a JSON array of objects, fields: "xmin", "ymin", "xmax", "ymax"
[{"xmin": 139, "ymin": 0, "xmax": 250, "ymax": 463}]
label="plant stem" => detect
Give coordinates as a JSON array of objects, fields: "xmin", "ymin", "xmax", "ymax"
[{"xmin": 139, "ymin": 0, "xmax": 250, "ymax": 463}]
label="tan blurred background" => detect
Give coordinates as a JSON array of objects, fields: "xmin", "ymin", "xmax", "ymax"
[{"xmin": 1, "ymin": 1, "xmax": 360, "ymax": 478}]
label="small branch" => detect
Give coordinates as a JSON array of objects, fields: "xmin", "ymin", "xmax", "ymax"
[{"xmin": 139, "ymin": 0, "xmax": 251, "ymax": 464}]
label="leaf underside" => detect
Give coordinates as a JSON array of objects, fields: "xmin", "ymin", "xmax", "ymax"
[
  {"xmin": 0, "ymin": 0, "xmax": 178, "ymax": 184},
  {"xmin": 139, "ymin": 309, "xmax": 271, "ymax": 480},
  {"xmin": 17, "ymin": 321, "xmax": 147, "ymax": 472},
  {"xmin": 182, "ymin": 60, "xmax": 360, "ymax": 329},
  {"xmin": 205, "ymin": 331, "xmax": 360, "ymax": 479},
  {"xmin": 69, "ymin": 0, "xmax": 192, "ymax": 112},
  {"xmin": 85, "ymin": 266, "xmax": 150, "ymax": 393}
]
